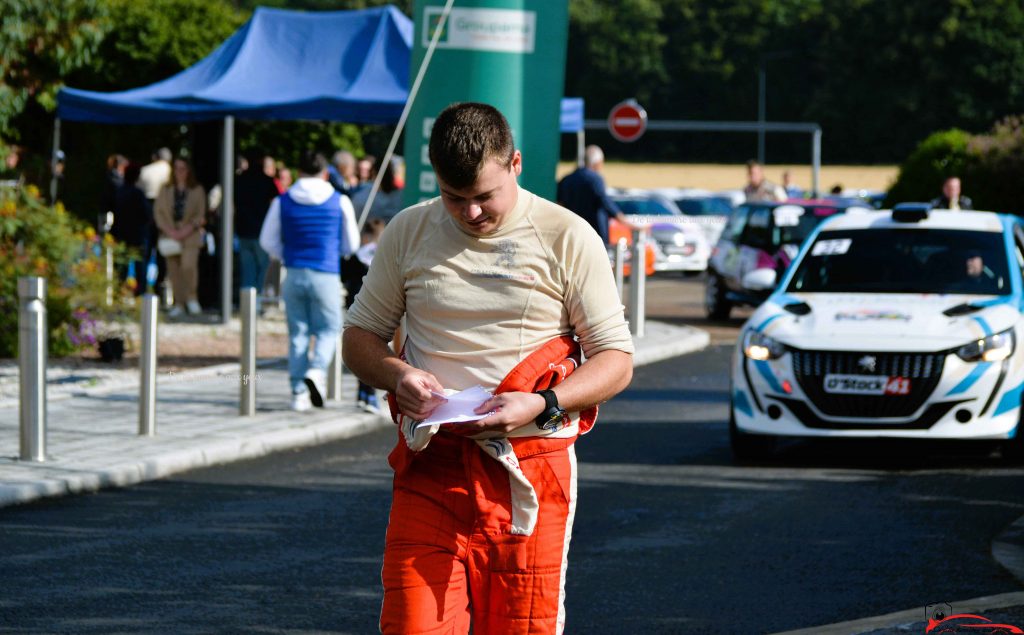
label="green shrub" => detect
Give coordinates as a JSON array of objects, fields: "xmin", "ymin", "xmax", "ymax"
[
  {"xmin": 0, "ymin": 184, "xmax": 135, "ymax": 357},
  {"xmin": 885, "ymin": 129, "xmax": 971, "ymax": 207},
  {"xmin": 964, "ymin": 116, "xmax": 1024, "ymax": 214}
]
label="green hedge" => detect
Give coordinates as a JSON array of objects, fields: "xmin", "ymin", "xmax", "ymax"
[
  {"xmin": 887, "ymin": 117, "xmax": 1024, "ymax": 214},
  {"xmin": 884, "ymin": 129, "xmax": 971, "ymax": 207}
]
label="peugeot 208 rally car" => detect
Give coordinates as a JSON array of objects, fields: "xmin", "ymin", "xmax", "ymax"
[{"xmin": 730, "ymin": 208, "xmax": 1024, "ymax": 460}]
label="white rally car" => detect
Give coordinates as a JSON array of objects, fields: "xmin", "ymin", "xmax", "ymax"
[{"xmin": 731, "ymin": 208, "xmax": 1024, "ymax": 460}]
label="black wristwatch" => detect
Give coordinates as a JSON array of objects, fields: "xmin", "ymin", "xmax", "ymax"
[{"xmin": 535, "ymin": 389, "xmax": 566, "ymax": 431}]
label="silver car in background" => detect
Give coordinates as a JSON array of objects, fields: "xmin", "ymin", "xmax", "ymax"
[
  {"xmin": 610, "ymin": 191, "xmax": 711, "ymax": 274},
  {"xmin": 653, "ymin": 187, "xmax": 735, "ymax": 245}
]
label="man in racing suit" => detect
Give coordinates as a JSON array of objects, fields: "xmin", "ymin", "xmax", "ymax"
[{"xmin": 343, "ymin": 102, "xmax": 634, "ymax": 634}]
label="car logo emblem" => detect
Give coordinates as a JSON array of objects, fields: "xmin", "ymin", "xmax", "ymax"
[{"xmin": 858, "ymin": 355, "xmax": 877, "ymax": 372}]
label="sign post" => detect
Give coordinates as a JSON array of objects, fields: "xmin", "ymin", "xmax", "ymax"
[
  {"xmin": 403, "ymin": 0, "xmax": 570, "ymax": 205},
  {"xmin": 608, "ymin": 99, "xmax": 648, "ymax": 143}
]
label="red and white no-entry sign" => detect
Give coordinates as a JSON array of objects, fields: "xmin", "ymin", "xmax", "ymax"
[{"xmin": 607, "ymin": 99, "xmax": 648, "ymax": 143}]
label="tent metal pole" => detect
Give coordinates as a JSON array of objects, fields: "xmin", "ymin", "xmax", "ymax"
[
  {"xmin": 50, "ymin": 117, "xmax": 61, "ymax": 203},
  {"xmin": 220, "ymin": 115, "xmax": 235, "ymax": 324},
  {"xmin": 812, "ymin": 127, "xmax": 821, "ymax": 198},
  {"xmin": 357, "ymin": 0, "xmax": 455, "ymax": 230}
]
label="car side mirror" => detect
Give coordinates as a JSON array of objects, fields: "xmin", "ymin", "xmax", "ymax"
[{"xmin": 743, "ymin": 267, "xmax": 777, "ymax": 291}]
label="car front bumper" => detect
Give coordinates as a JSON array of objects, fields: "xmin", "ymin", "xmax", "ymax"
[{"xmin": 731, "ymin": 347, "xmax": 1023, "ymax": 440}]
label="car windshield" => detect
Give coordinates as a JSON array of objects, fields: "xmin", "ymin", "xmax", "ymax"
[
  {"xmin": 742, "ymin": 205, "xmax": 836, "ymax": 250},
  {"xmin": 615, "ymin": 198, "xmax": 677, "ymax": 216},
  {"xmin": 787, "ymin": 228, "xmax": 1012, "ymax": 295},
  {"xmin": 675, "ymin": 197, "xmax": 733, "ymax": 216}
]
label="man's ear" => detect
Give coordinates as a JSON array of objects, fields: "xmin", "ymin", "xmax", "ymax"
[{"xmin": 511, "ymin": 150, "xmax": 523, "ymax": 177}]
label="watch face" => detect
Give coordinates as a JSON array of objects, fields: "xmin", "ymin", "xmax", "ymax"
[{"xmin": 539, "ymin": 409, "xmax": 565, "ymax": 431}]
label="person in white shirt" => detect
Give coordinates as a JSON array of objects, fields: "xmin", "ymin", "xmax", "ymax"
[{"xmin": 259, "ymin": 151, "xmax": 359, "ymax": 412}]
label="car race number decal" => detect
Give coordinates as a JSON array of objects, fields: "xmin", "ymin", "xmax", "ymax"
[
  {"xmin": 823, "ymin": 374, "xmax": 911, "ymax": 395},
  {"xmin": 811, "ymin": 238, "xmax": 852, "ymax": 256}
]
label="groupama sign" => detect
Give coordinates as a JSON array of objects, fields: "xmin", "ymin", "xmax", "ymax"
[{"xmin": 404, "ymin": 0, "xmax": 570, "ymax": 206}]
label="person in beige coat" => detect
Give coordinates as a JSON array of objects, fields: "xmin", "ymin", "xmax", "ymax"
[{"xmin": 154, "ymin": 157, "xmax": 206, "ymax": 317}]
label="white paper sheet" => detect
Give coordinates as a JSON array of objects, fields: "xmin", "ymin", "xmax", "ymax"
[{"xmin": 416, "ymin": 385, "xmax": 494, "ymax": 428}]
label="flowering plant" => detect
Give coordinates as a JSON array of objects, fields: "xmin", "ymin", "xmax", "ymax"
[{"xmin": 0, "ymin": 185, "xmax": 136, "ymax": 357}]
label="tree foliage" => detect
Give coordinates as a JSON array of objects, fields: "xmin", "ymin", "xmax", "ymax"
[
  {"xmin": 0, "ymin": 0, "xmax": 107, "ymax": 143},
  {"xmin": 564, "ymin": 0, "xmax": 1024, "ymax": 164},
  {"xmin": 5, "ymin": 0, "xmax": 1024, "ymax": 212},
  {"xmin": 70, "ymin": 0, "xmax": 247, "ymax": 92}
]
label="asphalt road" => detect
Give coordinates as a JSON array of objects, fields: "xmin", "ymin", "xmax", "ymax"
[{"xmin": 2, "ymin": 277, "xmax": 1023, "ymax": 634}]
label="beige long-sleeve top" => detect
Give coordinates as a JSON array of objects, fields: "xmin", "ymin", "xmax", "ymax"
[
  {"xmin": 345, "ymin": 187, "xmax": 634, "ymax": 394},
  {"xmin": 154, "ymin": 184, "xmax": 206, "ymax": 248}
]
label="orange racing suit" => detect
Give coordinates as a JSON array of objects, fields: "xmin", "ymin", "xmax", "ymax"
[{"xmin": 380, "ymin": 335, "xmax": 596, "ymax": 634}]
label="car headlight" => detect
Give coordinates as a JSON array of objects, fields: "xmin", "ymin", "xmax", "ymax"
[
  {"xmin": 956, "ymin": 328, "xmax": 1014, "ymax": 362},
  {"xmin": 743, "ymin": 330, "xmax": 786, "ymax": 360}
]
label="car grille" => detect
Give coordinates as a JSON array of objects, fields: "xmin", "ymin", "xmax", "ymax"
[{"xmin": 790, "ymin": 349, "xmax": 946, "ymax": 417}]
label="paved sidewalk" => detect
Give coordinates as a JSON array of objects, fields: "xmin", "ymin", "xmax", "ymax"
[{"xmin": 0, "ymin": 320, "xmax": 709, "ymax": 509}]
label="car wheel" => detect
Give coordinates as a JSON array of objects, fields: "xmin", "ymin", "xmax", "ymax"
[
  {"xmin": 729, "ymin": 407, "xmax": 776, "ymax": 462},
  {"xmin": 705, "ymin": 272, "xmax": 733, "ymax": 320}
]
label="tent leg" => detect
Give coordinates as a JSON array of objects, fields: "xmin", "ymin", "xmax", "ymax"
[
  {"xmin": 220, "ymin": 115, "xmax": 235, "ymax": 325},
  {"xmin": 50, "ymin": 118, "xmax": 61, "ymax": 203},
  {"xmin": 811, "ymin": 127, "xmax": 821, "ymax": 198}
]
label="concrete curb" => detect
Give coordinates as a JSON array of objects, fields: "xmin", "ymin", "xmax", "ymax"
[
  {"xmin": 0, "ymin": 357, "xmax": 289, "ymax": 409},
  {"xmin": 632, "ymin": 324, "xmax": 711, "ymax": 367},
  {"xmin": 0, "ymin": 320, "xmax": 709, "ymax": 511},
  {"xmin": 769, "ymin": 591, "xmax": 1024, "ymax": 635},
  {"xmin": 994, "ymin": 513, "xmax": 1024, "ymax": 586},
  {"xmin": 0, "ymin": 410, "xmax": 390, "ymax": 508}
]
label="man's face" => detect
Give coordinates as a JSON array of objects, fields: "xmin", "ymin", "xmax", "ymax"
[
  {"xmin": 357, "ymin": 159, "xmax": 372, "ymax": 181},
  {"xmin": 436, "ymin": 151, "xmax": 522, "ymax": 236},
  {"xmin": 748, "ymin": 165, "xmax": 763, "ymax": 186},
  {"xmin": 966, "ymin": 255, "xmax": 984, "ymax": 278},
  {"xmin": 943, "ymin": 178, "xmax": 961, "ymax": 200}
]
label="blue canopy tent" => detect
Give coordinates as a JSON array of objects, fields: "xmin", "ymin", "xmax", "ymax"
[
  {"xmin": 58, "ymin": 6, "xmax": 412, "ymax": 124},
  {"xmin": 55, "ymin": 5, "xmax": 413, "ymax": 321}
]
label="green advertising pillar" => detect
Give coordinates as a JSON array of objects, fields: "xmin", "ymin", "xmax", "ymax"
[{"xmin": 403, "ymin": 0, "xmax": 569, "ymax": 207}]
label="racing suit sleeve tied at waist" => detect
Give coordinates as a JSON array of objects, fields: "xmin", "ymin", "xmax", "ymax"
[{"xmin": 388, "ymin": 335, "xmax": 597, "ymax": 536}]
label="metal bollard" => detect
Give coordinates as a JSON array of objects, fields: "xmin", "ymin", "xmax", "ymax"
[
  {"xmin": 327, "ymin": 290, "xmax": 347, "ymax": 401},
  {"xmin": 628, "ymin": 229, "xmax": 647, "ymax": 338},
  {"xmin": 614, "ymin": 237, "xmax": 627, "ymax": 301},
  {"xmin": 240, "ymin": 287, "xmax": 257, "ymax": 416},
  {"xmin": 18, "ymin": 277, "xmax": 47, "ymax": 462},
  {"xmin": 104, "ymin": 243, "xmax": 114, "ymax": 306},
  {"xmin": 139, "ymin": 294, "xmax": 158, "ymax": 436}
]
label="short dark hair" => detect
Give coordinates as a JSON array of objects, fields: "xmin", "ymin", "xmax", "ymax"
[
  {"xmin": 297, "ymin": 151, "xmax": 327, "ymax": 176},
  {"xmin": 746, "ymin": 159, "xmax": 762, "ymax": 170},
  {"xmin": 124, "ymin": 162, "xmax": 142, "ymax": 185},
  {"xmin": 428, "ymin": 102, "xmax": 515, "ymax": 189}
]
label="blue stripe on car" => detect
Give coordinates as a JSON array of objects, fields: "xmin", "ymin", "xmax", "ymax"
[
  {"xmin": 973, "ymin": 316, "xmax": 993, "ymax": 337},
  {"xmin": 733, "ymin": 389, "xmax": 753, "ymax": 417},
  {"xmin": 946, "ymin": 362, "xmax": 992, "ymax": 396},
  {"xmin": 753, "ymin": 359, "xmax": 784, "ymax": 393},
  {"xmin": 754, "ymin": 313, "xmax": 784, "ymax": 333},
  {"xmin": 993, "ymin": 380, "xmax": 1024, "ymax": 417}
]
